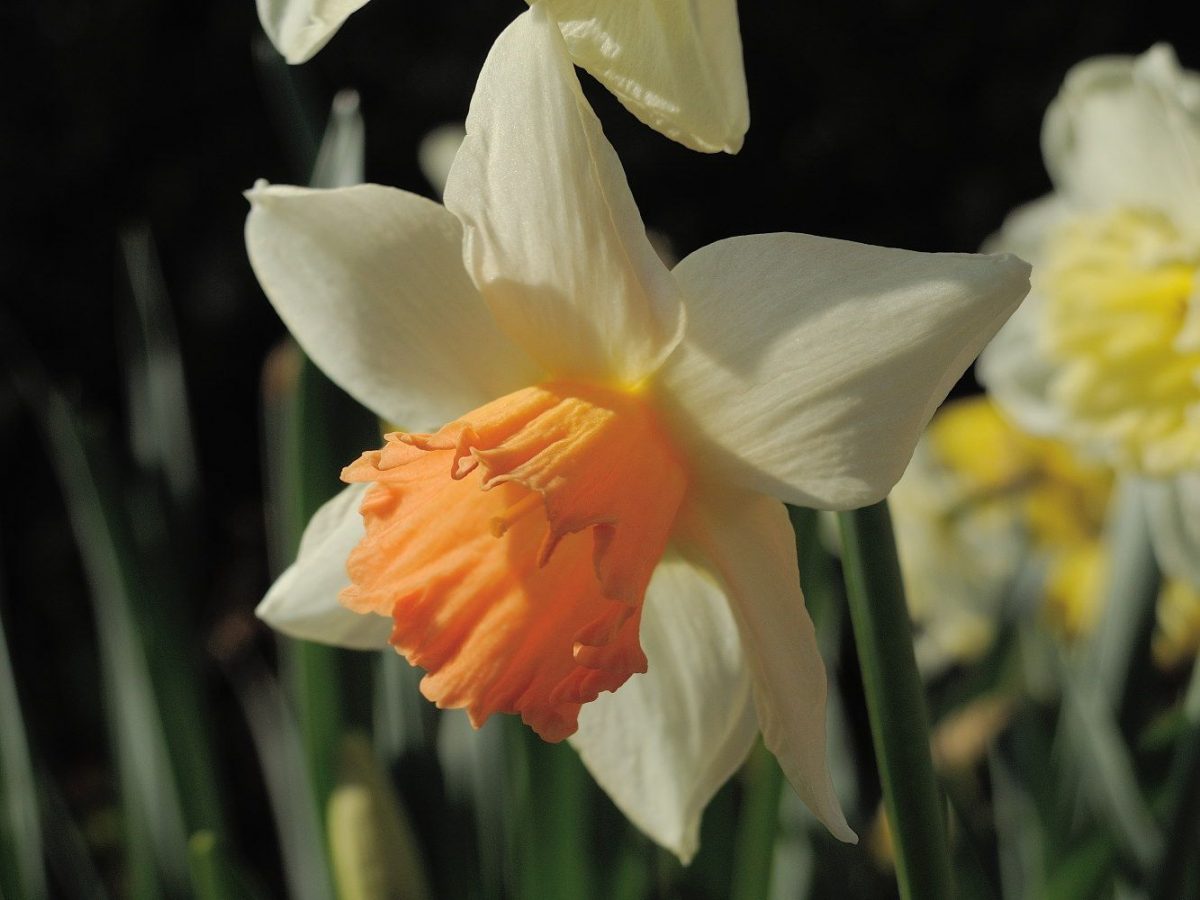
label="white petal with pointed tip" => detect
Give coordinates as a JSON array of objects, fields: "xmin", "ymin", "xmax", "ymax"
[
  {"xmin": 258, "ymin": 483, "xmax": 393, "ymax": 649},
  {"xmin": 571, "ymin": 554, "xmax": 757, "ymax": 863},
  {"xmin": 1043, "ymin": 44, "xmax": 1200, "ymax": 235},
  {"xmin": 256, "ymin": 0, "xmax": 369, "ymax": 64},
  {"xmin": 657, "ymin": 234, "xmax": 1031, "ymax": 510},
  {"xmin": 246, "ymin": 183, "xmax": 543, "ymax": 432},
  {"xmin": 675, "ymin": 486, "xmax": 856, "ymax": 844},
  {"xmin": 443, "ymin": 6, "xmax": 685, "ymax": 387},
  {"xmin": 1142, "ymin": 473, "xmax": 1200, "ymax": 588},
  {"xmin": 536, "ymin": 0, "xmax": 748, "ymax": 154}
]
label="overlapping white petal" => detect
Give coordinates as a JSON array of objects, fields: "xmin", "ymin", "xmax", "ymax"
[
  {"xmin": 246, "ymin": 183, "xmax": 543, "ymax": 431},
  {"xmin": 256, "ymin": 0, "xmax": 370, "ymax": 64},
  {"xmin": 674, "ymin": 486, "xmax": 855, "ymax": 843},
  {"xmin": 571, "ymin": 554, "xmax": 757, "ymax": 863},
  {"xmin": 537, "ymin": 0, "xmax": 748, "ymax": 154},
  {"xmin": 257, "ymin": 0, "xmax": 749, "ymax": 154},
  {"xmin": 443, "ymin": 5, "xmax": 685, "ymax": 387},
  {"xmin": 657, "ymin": 234, "xmax": 1031, "ymax": 509},
  {"xmin": 1043, "ymin": 44, "xmax": 1200, "ymax": 234},
  {"xmin": 258, "ymin": 483, "xmax": 393, "ymax": 649}
]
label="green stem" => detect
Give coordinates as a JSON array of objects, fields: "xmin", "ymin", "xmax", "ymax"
[
  {"xmin": 838, "ymin": 501, "xmax": 954, "ymax": 900},
  {"xmin": 730, "ymin": 741, "xmax": 785, "ymax": 900}
]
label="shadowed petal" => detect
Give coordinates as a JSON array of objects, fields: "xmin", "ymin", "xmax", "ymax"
[
  {"xmin": 257, "ymin": 483, "xmax": 393, "ymax": 649},
  {"xmin": 675, "ymin": 485, "xmax": 856, "ymax": 844},
  {"xmin": 571, "ymin": 554, "xmax": 757, "ymax": 863}
]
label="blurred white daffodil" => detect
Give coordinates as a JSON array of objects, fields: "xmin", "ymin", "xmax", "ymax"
[
  {"xmin": 257, "ymin": 0, "xmax": 749, "ymax": 153},
  {"xmin": 979, "ymin": 45, "xmax": 1200, "ymax": 603},
  {"xmin": 247, "ymin": 6, "xmax": 1029, "ymax": 861}
]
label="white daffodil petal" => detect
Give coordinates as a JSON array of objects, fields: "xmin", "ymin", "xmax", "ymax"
[
  {"xmin": 1043, "ymin": 44, "xmax": 1200, "ymax": 233},
  {"xmin": 256, "ymin": 0, "xmax": 370, "ymax": 64},
  {"xmin": 536, "ymin": 0, "xmax": 748, "ymax": 154},
  {"xmin": 1142, "ymin": 473, "xmax": 1200, "ymax": 588},
  {"xmin": 443, "ymin": 6, "xmax": 685, "ymax": 387},
  {"xmin": 658, "ymin": 234, "xmax": 1031, "ymax": 510},
  {"xmin": 571, "ymin": 554, "xmax": 757, "ymax": 863},
  {"xmin": 258, "ymin": 483, "xmax": 392, "ymax": 649},
  {"xmin": 246, "ymin": 183, "xmax": 543, "ymax": 432},
  {"xmin": 675, "ymin": 486, "xmax": 856, "ymax": 844}
]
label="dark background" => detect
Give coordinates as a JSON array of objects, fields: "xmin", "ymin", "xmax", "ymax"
[{"xmin": 3, "ymin": 0, "xmax": 1199, "ymax": 891}]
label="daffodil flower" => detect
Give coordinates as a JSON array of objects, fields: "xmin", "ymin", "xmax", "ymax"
[
  {"xmin": 248, "ymin": 6, "xmax": 1029, "ymax": 860},
  {"xmin": 981, "ymin": 45, "xmax": 1200, "ymax": 474},
  {"xmin": 256, "ymin": 0, "xmax": 749, "ymax": 153},
  {"xmin": 977, "ymin": 45, "xmax": 1200, "ymax": 606}
]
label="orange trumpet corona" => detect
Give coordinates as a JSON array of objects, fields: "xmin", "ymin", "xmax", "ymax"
[{"xmin": 339, "ymin": 382, "xmax": 688, "ymax": 741}]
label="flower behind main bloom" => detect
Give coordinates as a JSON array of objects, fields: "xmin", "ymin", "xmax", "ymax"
[
  {"xmin": 980, "ymin": 46, "xmax": 1200, "ymax": 472},
  {"xmin": 256, "ymin": 0, "xmax": 749, "ymax": 153},
  {"xmin": 978, "ymin": 44, "xmax": 1200, "ymax": 611},
  {"xmin": 248, "ymin": 5, "xmax": 1030, "ymax": 862}
]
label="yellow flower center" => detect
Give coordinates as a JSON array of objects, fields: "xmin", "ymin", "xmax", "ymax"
[
  {"xmin": 339, "ymin": 382, "xmax": 687, "ymax": 742},
  {"xmin": 1042, "ymin": 208, "xmax": 1200, "ymax": 475}
]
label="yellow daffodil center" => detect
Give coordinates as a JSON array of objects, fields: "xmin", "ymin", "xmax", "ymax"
[
  {"xmin": 1042, "ymin": 208, "xmax": 1200, "ymax": 475},
  {"xmin": 339, "ymin": 382, "xmax": 687, "ymax": 742}
]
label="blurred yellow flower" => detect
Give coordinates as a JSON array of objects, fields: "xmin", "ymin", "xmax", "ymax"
[
  {"xmin": 895, "ymin": 395, "xmax": 1200, "ymax": 672},
  {"xmin": 246, "ymin": 6, "xmax": 1030, "ymax": 861},
  {"xmin": 891, "ymin": 396, "xmax": 1110, "ymax": 672},
  {"xmin": 256, "ymin": 0, "xmax": 749, "ymax": 153}
]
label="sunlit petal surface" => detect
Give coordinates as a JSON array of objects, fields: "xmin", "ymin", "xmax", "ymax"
[
  {"xmin": 537, "ymin": 0, "xmax": 748, "ymax": 153},
  {"xmin": 658, "ymin": 234, "xmax": 1029, "ymax": 509},
  {"xmin": 246, "ymin": 184, "xmax": 542, "ymax": 431},
  {"xmin": 444, "ymin": 6, "xmax": 685, "ymax": 386}
]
